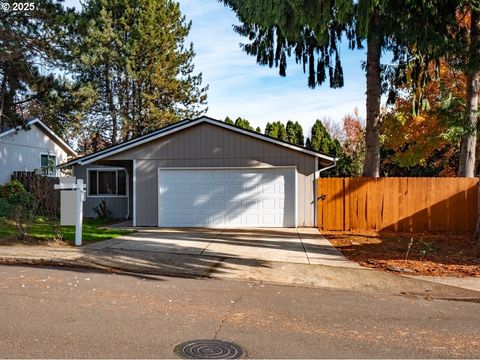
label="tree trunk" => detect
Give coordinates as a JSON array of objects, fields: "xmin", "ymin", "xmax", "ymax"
[
  {"xmin": 476, "ymin": 180, "xmax": 480, "ymax": 241},
  {"xmin": 105, "ymin": 64, "xmax": 117, "ymax": 145},
  {"xmin": 363, "ymin": 15, "xmax": 382, "ymax": 178},
  {"xmin": 458, "ymin": 9, "xmax": 480, "ymax": 178},
  {"xmin": 0, "ymin": 74, "xmax": 6, "ymax": 130}
]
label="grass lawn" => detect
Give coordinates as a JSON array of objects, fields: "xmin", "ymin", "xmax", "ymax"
[{"xmin": 0, "ymin": 217, "xmax": 133, "ymax": 246}]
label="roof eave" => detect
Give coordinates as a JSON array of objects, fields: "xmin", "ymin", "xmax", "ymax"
[
  {"xmin": 0, "ymin": 119, "xmax": 77, "ymax": 157},
  {"xmin": 63, "ymin": 116, "xmax": 335, "ymax": 166},
  {"xmin": 29, "ymin": 119, "xmax": 77, "ymax": 156}
]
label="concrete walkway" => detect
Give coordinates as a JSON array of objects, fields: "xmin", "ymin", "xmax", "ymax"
[{"xmin": 84, "ymin": 227, "xmax": 360, "ymax": 268}]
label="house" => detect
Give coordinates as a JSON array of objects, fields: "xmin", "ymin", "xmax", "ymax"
[
  {"xmin": 0, "ymin": 119, "xmax": 77, "ymax": 184},
  {"xmin": 63, "ymin": 116, "xmax": 336, "ymax": 228}
]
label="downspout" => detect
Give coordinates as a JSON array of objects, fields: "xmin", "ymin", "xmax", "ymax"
[
  {"xmin": 125, "ymin": 170, "xmax": 130, "ymax": 220},
  {"xmin": 316, "ymin": 157, "xmax": 338, "ymax": 178},
  {"xmin": 314, "ymin": 157, "xmax": 337, "ymax": 227}
]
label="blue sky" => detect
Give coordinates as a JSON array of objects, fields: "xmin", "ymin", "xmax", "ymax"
[{"xmin": 63, "ymin": 0, "xmax": 368, "ymax": 133}]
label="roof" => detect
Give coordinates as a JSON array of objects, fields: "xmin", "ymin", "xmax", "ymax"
[
  {"xmin": 62, "ymin": 115, "xmax": 336, "ymax": 167},
  {"xmin": 0, "ymin": 118, "xmax": 77, "ymax": 156}
]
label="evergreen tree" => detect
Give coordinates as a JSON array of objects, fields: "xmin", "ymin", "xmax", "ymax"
[
  {"xmin": 0, "ymin": 1, "xmax": 76, "ymax": 132},
  {"xmin": 265, "ymin": 121, "xmax": 287, "ymax": 141},
  {"xmin": 74, "ymin": 0, "xmax": 208, "ymax": 144},
  {"xmin": 255, "ymin": 126, "xmax": 261, "ymax": 133},
  {"xmin": 286, "ymin": 120, "xmax": 304, "ymax": 146},
  {"xmin": 224, "ymin": 116, "xmax": 234, "ymax": 125},
  {"xmin": 234, "ymin": 117, "xmax": 254, "ymax": 130},
  {"xmin": 306, "ymin": 120, "xmax": 340, "ymax": 156}
]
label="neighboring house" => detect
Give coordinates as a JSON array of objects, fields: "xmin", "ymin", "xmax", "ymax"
[
  {"xmin": 63, "ymin": 116, "xmax": 336, "ymax": 228},
  {"xmin": 0, "ymin": 119, "xmax": 77, "ymax": 184}
]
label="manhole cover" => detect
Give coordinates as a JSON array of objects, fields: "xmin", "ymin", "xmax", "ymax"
[{"xmin": 174, "ymin": 339, "xmax": 244, "ymax": 359}]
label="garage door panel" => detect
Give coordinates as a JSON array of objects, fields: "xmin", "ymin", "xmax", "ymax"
[
  {"xmin": 171, "ymin": 184, "xmax": 193, "ymax": 193},
  {"xmin": 192, "ymin": 172, "xmax": 211, "ymax": 181},
  {"xmin": 194, "ymin": 183, "xmax": 210, "ymax": 193},
  {"xmin": 228, "ymin": 213, "xmax": 243, "ymax": 226},
  {"xmin": 262, "ymin": 214, "xmax": 276, "ymax": 225},
  {"xmin": 195, "ymin": 197, "xmax": 210, "ymax": 209},
  {"xmin": 162, "ymin": 198, "xmax": 192, "ymax": 210},
  {"xmin": 212, "ymin": 199, "xmax": 226, "ymax": 210},
  {"xmin": 261, "ymin": 199, "xmax": 275, "ymax": 209},
  {"xmin": 245, "ymin": 199, "xmax": 258, "ymax": 210},
  {"xmin": 211, "ymin": 184, "xmax": 226, "ymax": 195},
  {"xmin": 245, "ymin": 214, "xmax": 259, "ymax": 225},
  {"xmin": 228, "ymin": 184, "xmax": 243, "ymax": 196},
  {"xmin": 158, "ymin": 168, "xmax": 296, "ymax": 227},
  {"xmin": 262, "ymin": 184, "xmax": 275, "ymax": 194},
  {"xmin": 161, "ymin": 213, "xmax": 193, "ymax": 227},
  {"xmin": 210, "ymin": 214, "xmax": 225, "ymax": 226}
]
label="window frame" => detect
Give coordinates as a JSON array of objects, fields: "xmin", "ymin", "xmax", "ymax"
[
  {"xmin": 40, "ymin": 153, "xmax": 57, "ymax": 177},
  {"xmin": 87, "ymin": 167, "xmax": 128, "ymax": 198}
]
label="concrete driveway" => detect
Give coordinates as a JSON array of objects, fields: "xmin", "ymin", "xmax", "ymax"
[{"xmin": 87, "ymin": 227, "xmax": 358, "ymax": 268}]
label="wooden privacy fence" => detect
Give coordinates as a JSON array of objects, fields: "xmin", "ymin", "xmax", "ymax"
[
  {"xmin": 317, "ymin": 177, "xmax": 479, "ymax": 233},
  {"xmin": 11, "ymin": 171, "xmax": 60, "ymax": 215}
]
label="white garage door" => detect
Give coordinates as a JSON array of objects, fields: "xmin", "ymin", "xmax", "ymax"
[{"xmin": 158, "ymin": 168, "xmax": 296, "ymax": 227}]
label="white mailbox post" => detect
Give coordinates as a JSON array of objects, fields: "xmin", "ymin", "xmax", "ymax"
[{"xmin": 55, "ymin": 177, "xmax": 86, "ymax": 246}]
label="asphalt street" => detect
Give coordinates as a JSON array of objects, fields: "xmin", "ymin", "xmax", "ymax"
[{"xmin": 0, "ymin": 265, "xmax": 479, "ymax": 358}]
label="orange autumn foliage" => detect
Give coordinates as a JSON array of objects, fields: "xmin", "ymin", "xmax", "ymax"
[{"xmin": 381, "ymin": 62, "xmax": 466, "ymax": 176}]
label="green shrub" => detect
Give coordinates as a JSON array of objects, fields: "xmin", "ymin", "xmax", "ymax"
[
  {"xmin": 0, "ymin": 181, "xmax": 35, "ymax": 239},
  {"xmin": 0, "ymin": 180, "xmax": 26, "ymax": 200}
]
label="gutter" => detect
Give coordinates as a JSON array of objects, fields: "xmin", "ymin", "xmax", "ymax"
[{"xmin": 315, "ymin": 157, "xmax": 338, "ymax": 179}]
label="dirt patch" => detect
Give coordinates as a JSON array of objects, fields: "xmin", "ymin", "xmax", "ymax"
[
  {"xmin": 323, "ymin": 230, "xmax": 480, "ymax": 277},
  {"xmin": 0, "ymin": 237, "xmax": 71, "ymax": 248}
]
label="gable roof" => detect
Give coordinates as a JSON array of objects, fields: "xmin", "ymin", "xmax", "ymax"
[
  {"xmin": 63, "ymin": 115, "xmax": 336, "ymax": 167},
  {"xmin": 0, "ymin": 118, "xmax": 77, "ymax": 156}
]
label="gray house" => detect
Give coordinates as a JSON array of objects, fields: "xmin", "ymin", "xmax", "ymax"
[
  {"xmin": 0, "ymin": 119, "xmax": 76, "ymax": 184},
  {"xmin": 63, "ymin": 116, "xmax": 336, "ymax": 228}
]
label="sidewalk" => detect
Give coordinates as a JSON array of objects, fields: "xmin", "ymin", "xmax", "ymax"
[
  {"xmin": 0, "ymin": 244, "xmax": 479, "ymax": 301},
  {"xmin": 409, "ymin": 275, "xmax": 480, "ymax": 292}
]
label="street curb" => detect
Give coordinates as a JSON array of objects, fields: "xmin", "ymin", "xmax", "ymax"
[
  {"xmin": 0, "ymin": 256, "xmax": 217, "ymax": 279},
  {"xmin": 0, "ymin": 256, "xmax": 112, "ymax": 272},
  {"xmin": 1, "ymin": 255, "xmax": 480, "ymax": 303}
]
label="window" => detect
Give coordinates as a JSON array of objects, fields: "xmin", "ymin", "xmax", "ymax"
[
  {"xmin": 88, "ymin": 169, "xmax": 127, "ymax": 197},
  {"xmin": 40, "ymin": 154, "xmax": 56, "ymax": 176}
]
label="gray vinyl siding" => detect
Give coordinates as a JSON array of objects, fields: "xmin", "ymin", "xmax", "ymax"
[
  {"xmin": 73, "ymin": 164, "xmax": 131, "ymax": 219},
  {"xmin": 0, "ymin": 125, "xmax": 70, "ymax": 184},
  {"xmin": 106, "ymin": 123, "xmax": 317, "ymax": 227}
]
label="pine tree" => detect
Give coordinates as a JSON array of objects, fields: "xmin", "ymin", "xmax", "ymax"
[
  {"xmin": 75, "ymin": 0, "xmax": 208, "ymax": 144},
  {"xmin": 225, "ymin": 116, "xmax": 234, "ymax": 125},
  {"xmin": 234, "ymin": 117, "xmax": 254, "ymax": 130},
  {"xmin": 265, "ymin": 121, "xmax": 287, "ymax": 141},
  {"xmin": 286, "ymin": 120, "xmax": 304, "ymax": 146},
  {"xmin": 0, "ymin": 1, "xmax": 75, "ymax": 132},
  {"xmin": 306, "ymin": 120, "xmax": 340, "ymax": 156}
]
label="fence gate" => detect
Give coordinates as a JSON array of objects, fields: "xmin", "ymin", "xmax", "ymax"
[{"xmin": 317, "ymin": 178, "xmax": 346, "ymax": 231}]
